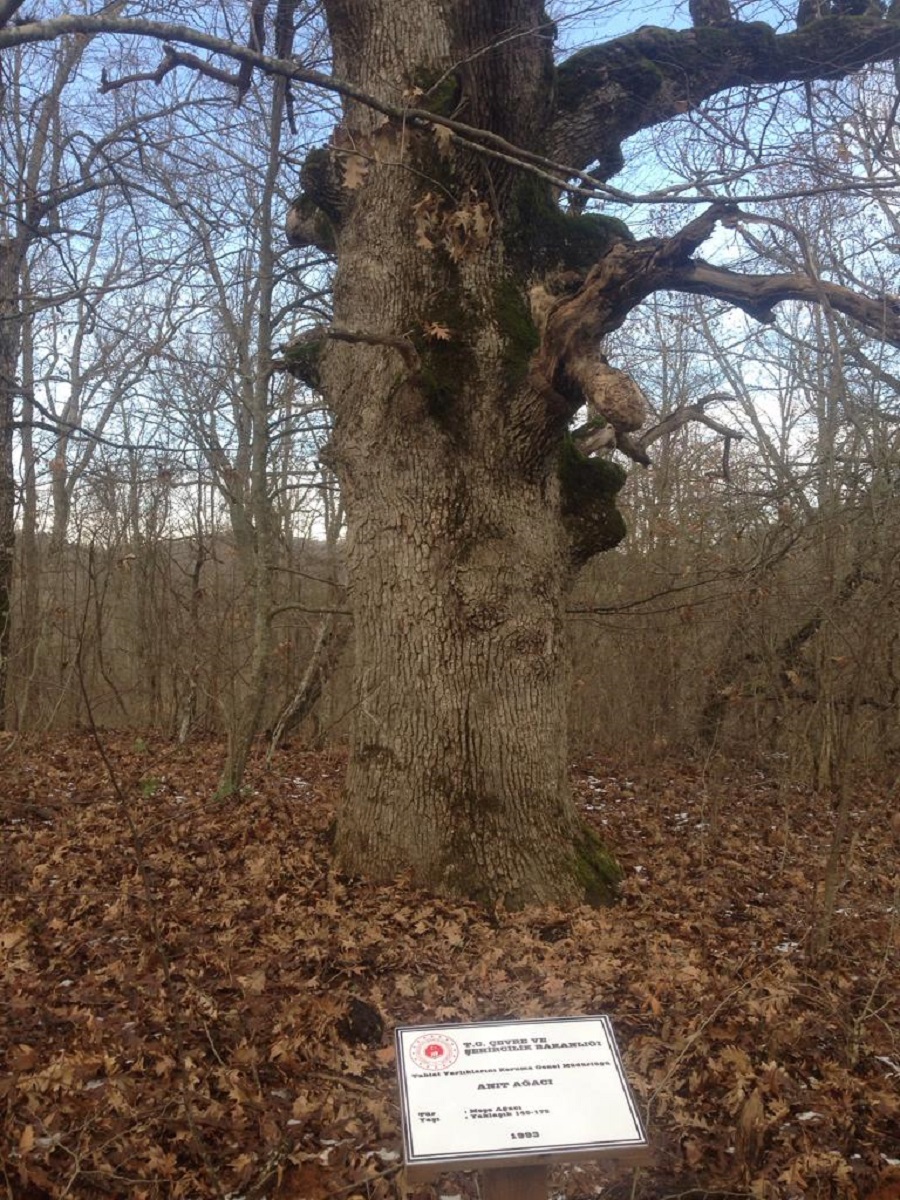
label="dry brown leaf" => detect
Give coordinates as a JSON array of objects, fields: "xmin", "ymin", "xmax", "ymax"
[
  {"xmin": 238, "ymin": 968, "xmax": 267, "ymax": 995},
  {"xmin": 431, "ymin": 121, "xmax": 453, "ymax": 157},
  {"xmin": 3, "ymin": 735, "xmax": 898, "ymax": 1200},
  {"xmin": 734, "ymin": 1088, "xmax": 765, "ymax": 1177},
  {"xmin": 682, "ymin": 1136, "xmax": 703, "ymax": 1167},
  {"xmin": 341, "ymin": 152, "xmax": 369, "ymax": 191},
  {"xmin": 422, "ymin": 322, "xmax": 451, "ymax": 341}
]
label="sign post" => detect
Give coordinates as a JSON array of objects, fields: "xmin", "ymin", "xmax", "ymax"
[{"xmin": 395, "ymin": 1015, "xmax": 650, "ymax": 1197}]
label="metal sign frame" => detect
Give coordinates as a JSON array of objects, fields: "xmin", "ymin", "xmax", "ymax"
[{"xmin": 395, "ymin": 1015, "xmax": 650, "ymax": 1182}]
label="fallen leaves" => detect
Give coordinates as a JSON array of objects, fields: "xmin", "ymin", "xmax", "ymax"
[{"xmin": 1, "ymin": 735, "xmax": 897, "ymax": 1199}]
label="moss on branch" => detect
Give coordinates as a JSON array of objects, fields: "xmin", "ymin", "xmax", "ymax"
[
  {"xmin": 282, "ymin": 331, "xmax": 325, "ymax": 390},
  {"xmin": 559, "ymin": 436, "xmax": 627, "ymax": 566},
  {"xmin": 551, "ymin": 16, "xmax": 900, "ymax": 170},
  {"xmin": 505, "ymin": 178, "xmax": 633, "ymax": 278}
]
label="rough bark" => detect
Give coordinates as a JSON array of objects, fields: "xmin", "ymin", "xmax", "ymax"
[
  {"xmin": 0, "ymin": 242, "xmax": 20, "ymax": 725},
  {"xmin": 317, "ymin": 0, "xmax": 623, "ymax": 906},
  {"xmin": 549, "ymin": 14, "xmax": 900, "ymax": 173},
  {"xmin": 285, "ymin": 0, "xmax": 900, "ymax": 908}
]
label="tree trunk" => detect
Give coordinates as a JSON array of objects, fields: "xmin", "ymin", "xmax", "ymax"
[
  {"xmin": 216, "ymin": 76, "xmax": 285, "ymax": 796},
  {"xmin": 335, "ymin": 438, "xmax": 601, "ymax": 907},
  {"xmin": 16, "ymin": 273, "xmax": 39, "ymax": 729},
  {"xmin": 0, "ymin": 242, "xmax": 22, "ymax": 727},
  {"xmin": 320, "ymin": 0, "xmax": 623, "ymax": 907},
  {"xmin": 267, "ymin": 611, "xmax": 350, "ymax": 757}
]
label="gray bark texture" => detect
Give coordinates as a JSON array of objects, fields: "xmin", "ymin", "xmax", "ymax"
[{"xmin": 0, "ymin": 242, "xmax": 22, "ymax": 724}]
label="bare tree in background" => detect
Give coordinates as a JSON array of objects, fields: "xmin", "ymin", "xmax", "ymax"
[{"xmin": 0, "ymin": 22, "xmax": 187, "ymax": 724}]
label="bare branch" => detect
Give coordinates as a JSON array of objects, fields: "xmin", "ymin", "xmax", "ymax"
[
  {"xmin": 657, "ymin": 204, "xmax": 741, "ymax": 263},
  {"xmin": 661, "ymin": 260, "xmax": 900, "ymax": 346},
  {"xmin": 99, "ymin": 46, "xmax": 181, "ymax": 92},
  {"xmin": 576, "ymin": 390, "xmax": 744, "ymax": 467},
  {"xmin": 612, "ymin": 430, "xmax": 652, "ymax": 466},
  {"xmin": 841, "ymin": 335, "xmax": 900, "ymax": 398},
  {"xmin": 551, "ymin": 14, "xmax": 900, "ymax": 175},
  {"xmin": 7, "ymin": 11, "xmax": 899, "ymax": 216},
  {"xmin": 534, "ymin": 204, "xmax": 900, "ymax": 447},
  {"xmin": 328, "ymin": 326, "xmax": 421, "ymax": 374},
  {"xmin": 643, "ymin": 393, "xmax": 742, "ymax": 444},
  {"xmin": 635, "ymin": 394, "xmax": 745, "ymax": 470}
]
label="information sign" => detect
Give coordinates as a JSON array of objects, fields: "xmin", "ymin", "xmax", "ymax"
[{"xmin": 395, "ymin": 1015, "xmax": 649, "ymax": 1180}]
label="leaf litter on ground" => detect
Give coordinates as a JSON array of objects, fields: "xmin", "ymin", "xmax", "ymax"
[{"xmin": 1, "ymin": 734, "xmax": 898, "ymax": 1200}]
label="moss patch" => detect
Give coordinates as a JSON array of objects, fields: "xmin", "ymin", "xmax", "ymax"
[
  {"xmin": 572, "ymin": 822, "xmax": 622, "ymax": 907},
  {"xmin": 505, "ymin": 179, "xmax": 633, "ymax": 277},
  {"xmin": 414, "ymin": 284, "xmax": 477, "ymax": 439},
  {"xmin": 408, "ymin": 67, "xmax": 462, "ymax": 116},
  {"xmin": 555, "ymin": 43, "xmax": 664, "ymax": 113},
  {"xmin": 493, "ymin": 278, "xmax": 540, "ymax": 388},
  {"xmin": 286, "ymin": 194, "xmax": 336, "ymax": 254},
  {"xmin": 556, "ymin": 24, "xmax": 781, "ymax": 120},
  {"xmin": 282, "ymin": 333, "xmax": 325, "ymax": 391},
  {"xmin": 559, "ymin": 437, "xmax": 627, "ymax": 566},
  {"xmin": 298, "ymin": 146, "xmax": 344, "ymax": 225}
]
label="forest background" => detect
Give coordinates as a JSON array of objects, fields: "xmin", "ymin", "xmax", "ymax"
[{"xmin": 2, "ymin": 0, "xmax": 899, "ymax": 797}]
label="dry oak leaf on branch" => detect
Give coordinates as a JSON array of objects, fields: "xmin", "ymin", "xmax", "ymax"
[
  {"xmin": 411, "ymin": 189, "xmax": 493, "ymax": 261},
  {"xmin": 422, "ymin": 321, "xmax": 452, "ymax": 340}
]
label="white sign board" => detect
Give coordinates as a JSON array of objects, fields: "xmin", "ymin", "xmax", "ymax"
[{"xmin": 396, "ymin": 1015, "xmax": 649, "ymax": 1178}]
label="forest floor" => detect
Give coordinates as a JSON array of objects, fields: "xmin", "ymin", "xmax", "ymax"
[{"xmin": 1, "ymin": 733, "xmax": 898, "ymax": 1200}]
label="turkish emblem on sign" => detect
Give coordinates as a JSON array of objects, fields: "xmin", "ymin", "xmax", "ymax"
[{"xmin": 409, "ymin": 1033, "xmax": 459, "ymax": 1071}]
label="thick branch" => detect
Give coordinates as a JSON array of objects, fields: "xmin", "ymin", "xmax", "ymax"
[
  {"xmin": 551, "ymin": 15, "xmax": 900, "ymax": 174},
  {"xmin": 641, "ymin": 393, "xmax": 742, "ymax": 446},
  {"xmin": 534, "ymin": 206, "xmax": 900, "ymax": 439},
  {"xmin": 328, "ymin": 326, "xmax": 421, "ymax": 373},
  {"xmin": 662, "ymin": 261, "xmax": 900, "ymax": 346}
]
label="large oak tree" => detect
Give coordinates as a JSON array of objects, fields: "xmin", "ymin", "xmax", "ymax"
[{"xmin": 3, "ymin": 0, "xmax": 900, "ymax": 906}]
